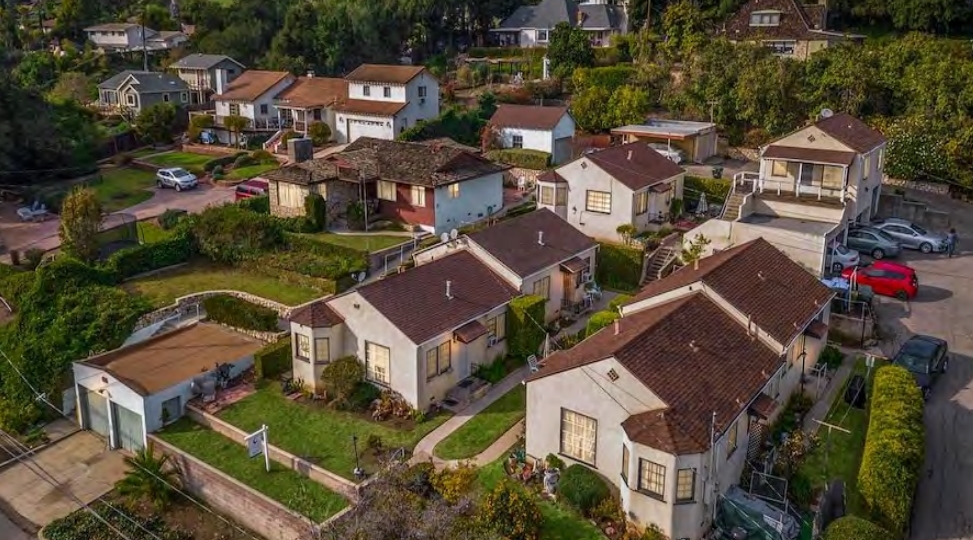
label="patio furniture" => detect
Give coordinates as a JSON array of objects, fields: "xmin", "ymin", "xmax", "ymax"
[
  {"xmin": 585, "ymin": 282, "xmax": 603, "ymax": 301},
  {"xmin": 527, "ymin": 354, "xmax": 540, "ymax": 373},
  {"xmin": 17, "ymin": 201, "xmax": 49, "ymax": 222}
]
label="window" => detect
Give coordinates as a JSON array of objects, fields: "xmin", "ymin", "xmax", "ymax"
[
  {"xmin": 160, "ymin": 396, "xmax": 181, "ymax": 425},
  {"xmin": 410, "ymin": 185, "xmax": 426, "ymax": 207},
  {"xmin": 163, "ymin": 93, "xmax": 170, "ymax": 102},
  {"xmin": 765, "ymin": 41, "xmax": 795, "ymax": 55},
  {"xmin": 486, "ymin": 312, "xmax": 506, "ymax": 342},
  {"xmin": 540, "ymin": 186, "xmax": 555, "ymax": 205},
  {"xmin": 749, "ymin": 12, "xmax": 781, "ymax": 26},
  {"xmin": 383, "ymin": 86, "xmax": 391, "ymax": 98},
  {"xmin": 229, "ymin": 103, "xmax": 240, "ymax": 116},
  {"xmin": 277, "ymin": 182, "xmax": 305, "ymax": 208},
  {"xmin": 126, "ymin": 94, "xmax": 136, "ymax": 106},
  {"xmin": 560, "ymin": 409, "xmax": 597, "ymax": 464},
  {"xmin": 314, "ymin": 337, "xmax": 330, "ymax": 364},
  {"xmin": 638, "ymin": 460, "xmax": 666, "ymax": 500},
  {"xmin": 676, "ymin": 469, "xmax": 696, "ymax": 502},
  {"xmin": 532, "ymin": 276, "xmax": 550, "ymax": 299},
  {"xmin": 180, "ymin": 92, "xmax": 188, "ymax": 103},
  {"xmin": 378, "ymin": 180, "xmax": 397, "ymax": 201},
  {"xmin": 313, "ymin": 108, "xmax": 322, "ymax": 121},
  {"xmin": 621, "ymin": 444, "xmax": 630, "ymax": 483},
  {"xmin": 259, "ymin": 104, "xmax": 268, "ymax": 115},
  {"xmin": 726, "ymin": 420, "xmax": 739, "ymax": 456},
  {"xmin": 448, "ymin": 183, "xmax": 460, "ymax": 199},
  {"xmin": 537, "ymin": 29, "xmax": 549, "ymax": 42},
  {"xmin": 512, "ymin": 134, "xmax": 524, "ymax": 149},
  {"xmin": 634, "ymin": 190, "xmax": 649, "ymax": 215},
  {"xmin": 365, "ymin": 342, "xmax": 391, "ymax": 384},
  {"xmin": 425, "ymin": 342, "xmax": 452, "ymax": 380},
  {"xmin": 418, "ymin": 86, "xmax": 427, "ymax": 98},
  {"xmin": 295, "ymin": 334, "xmax": 311, "ymax": 360},
  {"xmin": 822, "ymin": 165, "xmax": 844, "ymax": 188},
  {"xmin": 363, "ymin": 85, "xmax": 371, "ymax": 97},
  {"xmin": 555, "ymin": 187, "xmax": 567, "ymax": 205},
  {"xmin": 585, "ymin": 190, "xmax": 612, "ymax": 214}
]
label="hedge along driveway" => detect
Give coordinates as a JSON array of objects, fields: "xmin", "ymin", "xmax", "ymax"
[{"xmin": 434, "ymin": 384, "xmax": 526, "ymax": 460}]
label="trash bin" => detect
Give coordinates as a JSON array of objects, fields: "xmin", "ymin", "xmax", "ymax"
[
  {"xmin": 712, "ymin": 166, "xmax": 724, "ymax": 179},
  {"xmin": 844, "ymin": 374, "xmax": 867, "ymax": 409}
]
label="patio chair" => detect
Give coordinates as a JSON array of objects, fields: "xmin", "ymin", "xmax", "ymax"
[
  {"xmin": 527, "ymin": 355, "xmax": 540, "ymax": 374},
  {"xmin": 585, "ymin": 282, "xmax": 603, "ymax": 301}
]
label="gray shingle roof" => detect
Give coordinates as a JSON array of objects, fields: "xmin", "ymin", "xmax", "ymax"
[
  {"xmin": 496, "ymin": 0, "xmax": 623, "ymax": 30},
  {"xmin": 98, "ymin": 71, "xmax": 188, "ymax": 93},
  {"xmin": 170, "ymin": 53, "xmax": 243, "ymax": 70}
]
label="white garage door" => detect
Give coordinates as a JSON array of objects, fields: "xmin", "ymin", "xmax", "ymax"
[
  {"xmin": 111, "ymin": 402, "xmax": 144, "ymax": 452},
  {"xmin": 80, "ymin": 389, "xmax": 109, "ymax": 438},
  {"xmin": 347, "ymin": 118, "xmax": 389, "ymax": 143}
]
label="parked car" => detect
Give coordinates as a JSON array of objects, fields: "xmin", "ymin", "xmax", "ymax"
[
  {"xmin": 235, "ymin": 179, "xmax": 268, "ymax": 201},
  {"xmin": 647, "ymin": 143, "xmax": 685, "ymax": 164},
  {"xmin": 892, "ymin": 334, "xmax": 949, "ymax": 400},
  {"xmin": 825, "ymin": 244, "xmax": 860, "ymax": 272},
  {"xmin": 845, "ymin": 226, "xmax": 902, "ymax": 260},
  {"xmin": 840, "ymin": 260, "xmax": 918, "ymax": 300},
  {"xmin": 872, "ymin": 218, "xmax": 947, "ymax": 253},
  {"xmin": 156, "ymin": 168, "xmax": 199, "ymax": 191}
]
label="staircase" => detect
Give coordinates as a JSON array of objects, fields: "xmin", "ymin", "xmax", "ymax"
[
  {"xmin": 642, "ymin": 245, "xmax": 680, "ymax": 284},
  {"xmin": 721, "ymin": 191, "xmax": 747, "ymax": 221},
  {"xmin": 263, "ymin": 129, "xmax": 286, "ymax": 153}
]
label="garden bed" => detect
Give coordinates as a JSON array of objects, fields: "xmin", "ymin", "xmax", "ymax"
[{"xmin": 434, "ymin": 385, "xmax": 526, "ymax": 460}]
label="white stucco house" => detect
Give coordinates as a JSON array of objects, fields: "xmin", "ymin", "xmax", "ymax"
[
  {"xmin": 688, "ymin": 112, "xmax": 887, "ymax": 276},
  {"xmin": 525, "ymin": 238, "xmax": 835, "ymax": 540},
  {"xmin": 333, "ymin": 64, "xmax": 440, "ymax": 143},
  {"xmin": 207, "ymin": 70, "xmax": 296, "ymax": 144},
  {"xmin": 488, "ymin": 104, "xmax": 577, "ymax": 165},
  {"xmin": 84, "ymin": 23, "xmax": 187, "ymax": 51},
  {"xmin": 73, "ymin": 323, "xmax": 262, "ymax": 452},
  {"xmin": 537, "ymin": 141, "xmax": 686, "ymax": 242}
]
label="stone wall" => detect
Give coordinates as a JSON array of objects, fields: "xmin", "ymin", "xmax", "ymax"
[
  {"xmin": 876, "ymin": 193, "xmax": 951, "ymax": 230},
  {"xmin": 135, "ymin": 290, "xmax": 295, "ymax": 331},
  {"xmin": 325, "ymin": 180, "xmax": 358, "ymax": 225},
  {"xmin": 882, "ymin": 177, "xmax": 951, "ymax": 196}
]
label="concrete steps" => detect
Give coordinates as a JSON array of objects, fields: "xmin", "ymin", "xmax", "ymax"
[{"xmin": 722, "ymin": 192, "xmax": 746, "ymax": 221}]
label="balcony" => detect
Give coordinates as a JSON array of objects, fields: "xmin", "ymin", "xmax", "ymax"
[
  {"xmin": 189, "ymin": 111, "xmax": 283, "ymax": 132},
  {"xmin": 733, "ymin": 172, "xmax": 846, "ymax": 208}
]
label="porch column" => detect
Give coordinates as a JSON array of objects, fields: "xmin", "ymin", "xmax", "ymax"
[
  {"xmin": 277, "ymin": 108, "xmax": 282, "ymax": 131},
  {"xmin": 841, "ymin": 166, "xmax": 848, "ymax": 202}
]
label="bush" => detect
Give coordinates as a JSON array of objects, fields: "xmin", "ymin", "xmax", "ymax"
[
  {"xmin": 478, "ymin": 480, "xmax": 542, "ymax": 540},
  {"xmin": 349, "ymin": 381, "xmax": 382, "ymax": 411},
  {"xmin": 234, "ymin": 154, "xmax": 256, "ymax": 168},
  {"xmin": 608, "ymin": 294, "xmax": 632, "ymax": 313},
  {"xmin": 486, "ymin": 148, "xmax": 551, "ymax": 170},
  {"xmin": 203, "ymin": 152, "xmax": 247, "ymax": 172},
  {"xmin": 559, "ymin": 464, "xmax": 611, "ymax": 516},
  {"xmin": 824, "ymin": 516, "xmax": 889, "ymax": 540},
  {"xmin": 858, "ymin": 365, "xmax": 924, "ymax": 534},
  {"xmin": 250, "ymin": 149, "xmax": 275, "ymax": 163},
  {"xmin": 304, "ymin": 193, "xmax": 327, "ymax": 232},
  {"xmin": 157, "ymin": 208, "xmax": 187, "ymax": 230},
  {"xmin": 572, "ymin": 65, "xmax": 638, "ymax": 92},
  {"xmin": 430, "ymin": 462, "xmax": 478, "ymax": 504},
  {"xmin": 212, "ymin": 164, "xmax": 224, "ymax": 175},
  {"xmin": 321, "ymin": 355, "xmax": 365, "ymax": 408},
  {"xmin": 545, "ymin": 453, "xmax": 565, "ymax": 469},
  {"xmin": 194, "ymin": 205, "xmax": 285, "ymax": 263},
  {"xmin": 308, "ymin": 122, "xmax": 332, "ymax": 146},
  {"xmin": 0, "ymin": 267, "xmax": 35, "ymax": 309},
  {"xmin": 585, "ymin": 309, "xmax": 619, "ymax": 337},
  {"xmin": 506, "ymin": 295, "xmax": 546, "ymax": 359},
  {"xmin": 22, "ymin": 248, "xmax": 46, "ymax": 270},
  {"xmin": 103, "ymin": 232, "xmax": 194, "ymax": 280},
  {"xmin": 238, "ymin": 194, "xmax": 270, "ymax": 214},
  {"xmin": 202, "ymin": 294, "xmax": 280, "ymax": 331},
  {"xmin": 596, "ymin": 242, "xmax": 643, "ymax": 292},
  {"xmin": 113, "ymin": 152, "xmax": 133, "ymax": 166},
  {"xmin": 254, "ymin": 337, "xmax": 291, "ymax": 380},
  {"xmin": 820, "ymin": 345, "xmax": 844, "ymax": 370},
  {"xmin": 684, "ymin": 175, "xmax": 731, "ymax": 209}
]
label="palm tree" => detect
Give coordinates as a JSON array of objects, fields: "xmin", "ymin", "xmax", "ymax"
[{"xmin": 116, "ymin": 442, "xmax": 181, "ymax": 510}]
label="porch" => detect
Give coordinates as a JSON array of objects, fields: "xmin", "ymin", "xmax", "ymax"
[
  {"xmin": 274, "ymin": 106, "xmax": 327, "ymax": 135},
  {"xmin": 188, "ymin": 110, "xmax": 282, "ymax": 132},
  {"xmin": 733, "ymin": 171, "xmax": 847, "ymax": 205}
]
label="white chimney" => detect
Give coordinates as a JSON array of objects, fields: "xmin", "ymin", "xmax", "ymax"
[
  {"xmin": 627, "ymin": 150, "xmax": 633, "ymax": 161},
  {"xmin": 215, "ymin": 68, "xmax": 228, "ymax": 95},
  {"xmin": 538, "ymin": 231, "xmax": 544, "ymax": 246},
  {"xmin": 446, "ymin": 280, "xmax": 453, "ymax": 299},
  {"xmin": 614, "ymin": 319, "xmax": 620, "ymax": 335}
]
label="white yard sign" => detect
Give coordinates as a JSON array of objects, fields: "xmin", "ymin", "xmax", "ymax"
[{"xmin": 244, "ymin": 424, "xmax": 270, "ymax": 472}]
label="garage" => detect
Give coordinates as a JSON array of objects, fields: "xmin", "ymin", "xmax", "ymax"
[
  {"xmin": 611, "ymin": 119, "xmax": 719, "ymax": 163},
  {"xmin": 347, "ymin": 117, "xmax": 390, "ymax": 143},
  {"xmin": 79, "ymin": 389, "xmax": 109, "ymax": 438},
  {"xmin": 111, "ymin": 402, "xmax": 144, "ymax": 452}
]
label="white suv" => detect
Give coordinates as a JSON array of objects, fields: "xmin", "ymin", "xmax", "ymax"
[{"xmin": 156, "ymin": 168, "xmax": 199, "ymax": 191}]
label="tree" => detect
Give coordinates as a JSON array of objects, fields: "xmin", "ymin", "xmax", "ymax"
[
  {"xmin": 222, "ymin": 114, "xmax": 249, "ymax": 147},
  {"xmin": 547, "ymin": 22, "xmax": 594, "ymax": 80},
  {"xmin": 307, "ymin": 121, "xmax": 332, "ymax": 146},
  {"xmin": 681, "ymin": 233, "xmax": 712, "ymax": 268},
  {"xmin": 607, "ymin": 85, "xmax": 651, "ymax": 127},
  {"xmin": 49, "ymin": 72, "xmax": 94, "ymax": 104},
  {"xmin": 116, "ymin": 442, "xmax": 181, "ymax": 510},
  {"xmin": 58, "ymin": 186, "xmax": 102, "ymax": 261},
  {"xmin": 134, "ymin": 103, "xmax": 178, "ymax": 144},
  {"xmin": 661, "ymin": 0, "xmax": 706, "ymax": 58},
  {"xmin": 571, "ymin": 85, "xmax": 612, "ymax": 132}
]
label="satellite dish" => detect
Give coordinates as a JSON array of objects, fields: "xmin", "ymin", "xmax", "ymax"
[
  {"xmin": 440, "ymin": 232, "xmax": 450, "ymax": 243},
  {"xmin": 450, "ymin": 228, "xmax": 458, "ymax": 240},
  {"xmin": 820, "ymin": 108, "xmax": 834, "ymax": 119}
]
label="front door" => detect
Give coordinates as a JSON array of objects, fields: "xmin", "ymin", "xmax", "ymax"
[{"xmin": 798, "ymin": 163, "xmax": 816, "ymax": 195}]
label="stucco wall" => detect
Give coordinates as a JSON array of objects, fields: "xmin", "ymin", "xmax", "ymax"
[
  {"xmin": 433, "ymin": 172, "xmax": 504, "ymax": 234},
  {"xmin": 558, "ymin": 156, "xmax": 635, "ymax": 242},
  {"xmin": 498, "ymin": 127, "xmax": 555, "ymax": 155}
]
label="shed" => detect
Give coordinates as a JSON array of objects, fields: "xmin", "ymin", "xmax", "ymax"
[
  {"xmin": 611, "ymin": 119, "xmax": 719, "ymax": 163},
  {"xmin": 72, "ymin": 323, "xmax": 263, "ymax": 451}
]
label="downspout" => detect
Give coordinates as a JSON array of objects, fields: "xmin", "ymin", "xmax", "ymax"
[{"xmin": 709, "ymin": 411, "xmax": 719, "ymax": 523}]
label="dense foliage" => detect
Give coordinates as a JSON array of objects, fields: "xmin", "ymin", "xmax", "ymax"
[
  {"xmin": 304, "ymin": 193, "xmax": 327, "ymax": 232},
  {"xmin": 485, "ymin": 149, "xmax": 551, "ymax": 170},
  {"xmin": 103, "ymin": 231, "xmax": 194, "ymax": 280},
  {"xmin": 192, "ymin": 205, "xmax": 285, "ymax": 263},
  {"xmin": 596, "ymin": 243, "xmax": 643, "ymax": 292},
  {"xmin": 134, "ymin": 103, "xmax": 178, "ymax": 144},
  {"xmin": 823, "ymin": 516, "xmax": 890, "ymax": 540},
  {"xmin": 506, "ymin": 295, "xmax": 546, "ymax": 359},
  {"xmin": 43, "ymin": 501, "xmax": 189, "ymax": 540},
  {"xmin": 585, "ymin": 309, "xmax": 620, "ymax": 338},
  {"xmin": 559, "ymin": 464, "xmax": 612, "ymax": 516},
  {"xmin": 58, "ymin": 186, "xmax": 103, "ymax": 262},
  {"xmin": 320, "ymin": 355, "xmax": 366, "ymax": 408},
  {"xmin": 547, "ymin": 22, "xmax": 594, "ymax": 79},
  {"xmin": 202, "ymin": 294, "xmax": 281, "ymax": 332},
  {"xmin": 253, "ymin": 337, "xmax": 292, "ymax": 380},
  {"xmin": 400, "ymin": 93, "xmax": 497, "ymax": 146},
  {"xmin": 477, "ymin": 479, "xmax": 542, "ymax": 540}
]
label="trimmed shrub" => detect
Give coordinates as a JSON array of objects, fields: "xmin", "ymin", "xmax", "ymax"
[
  {"xmin": 234, "ymin": 154, "xmax": 256, "ymax": 168},
  {"xmin": 308, "ymin": 122, "xmax": 332, "ymax": 146},
  {"xmin": 858, "ymin": 365, "xmax": 924, "ymax": 534},
  {"xmin": 321, "ymin": 355, "xmax": 365, "ymax": 408},
  {"xmin": 585, "ymin": 309, "xmax": 619, "ymax": 337},
  {"xmin": 202, "ymin": 294, "xmax": 280, "ymax": 332},
  {"xmin": 507, "ymin": 295, "xmax": 546, "ymax": 359},
  {"xmin": 203, "ymin": 152, "xmax": 247, "ymax": 172},
  {"xmin": 158, "ymin": 209, "xmax": 187, "ymax": 230},
  {"xmin": 559, "ymin": 464, "xmax": 611, "ymax": 516},
  {"xmin": 304, "ymin": 193, "xmax": 327, "ymax": 232},
  {"xmin": 824, "ymin": 516, "xmax": 889, "ymax": 540},
  {"xmin": 478, "ymin": 479, "xmax": 542, "ymax": 540},
  {"xmin": 193, "ymin": 205, "xmax": 285, "ymax": 263},
  {"xmin": 239, "ymin": 194, "xmax": 270, "ymax": 214},
  {"xmin": 486, "ymin": 148, "xmax": 551, "ymax": 170},
  {"xmin": 250, "ymin": 149, "xmax": 275, "ymax": 163},
  {"xmin": 254, "ymin": 337, "xmax": 291, "ymax": 380},
  {"xmin": 596, "ymin": 242, "xmax": 643, "ymax": 292},
  {"xmin": 212, "ymin": 164, "xmax": 224, "ymax": 176},
  {"xmin": 572, "ymin": 65, "xmax": 638, "ymax": 92},
  {"xmin": 103, "ymin": 232, "xmax": 194, "ymax": 279}
]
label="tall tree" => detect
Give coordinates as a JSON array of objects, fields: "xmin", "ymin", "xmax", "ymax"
[
  {"xmin": 58, "ymin": 186, "xmax": 103, "ymax": 261},
  {"xmin": 135, "ymin": 102, "xmax": 178, "ymax": 144},
  {"xmin": 547, "ymin": 22, "xmax": 594, "ymax": 80}
]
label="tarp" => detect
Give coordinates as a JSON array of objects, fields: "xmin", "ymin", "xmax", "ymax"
[{"xmin": 714, "ymin": 486, "xmax": 799, "ymax": 540}]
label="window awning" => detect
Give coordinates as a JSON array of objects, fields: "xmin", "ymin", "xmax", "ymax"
[
  {"xmin": 560, "ymin": 257, "xmax": 588, "ymax": 274},
  {"xmin": 803, "ymin": 320, "xmax": 829, "ymax": 340},
  {"xmin": 749, "ymin": 394, "xmax": 779, "ymax": 420},
  {"xmin": 650, "ymin": 183, "xmax": 672, "ymax": 193},
  {"xmin": 454, "ymin": 320, "xmax": 489, "ymax": 344}
]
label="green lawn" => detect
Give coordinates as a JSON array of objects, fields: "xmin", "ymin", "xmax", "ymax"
[
  {"xmin": 123, "ymin": 259, "xmax": 324, "ymax": 307},
  {"xmin": 157, "ymin": 418, "xmax": 348, "ymax": 522},
  {"xmin": 217, "ymin": 384, "xmax": 450, "ymax": 481},
  {"xmin": 92, "ymin": 168, "xmax": 156, "ymax": 212},
  {"xmin": 435, "ymin": 385, "xmax": 525, "ymax": 460},
  {"xmin": 301, "ymin": 232, "xmax": 411, "ymax": 253},
  {"xmin": 145, "ymin": 151, "xmax": 213, "ymax": 174},
  {"xmin": 228, "ymin": 163, "xmax": 280, "ymax": 180},
  {"xmin": 136, "ymin": 221, "xmax": 173, "ymax": 244},
  {"xmin": 129, "ymin": 147, "xmax": 163, "ymax": 158}
]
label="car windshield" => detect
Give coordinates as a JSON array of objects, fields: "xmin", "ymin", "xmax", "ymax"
[
  {"xmin": 895, "ymin": 352, "xmax": 932, "ymax": 374},
  {"xmin": 875, "ymin": 230, "xmax": 896, "ymax": 243},
  {"xmin": 912, "ymin": 223, "xmax": 928, "ymax": 235},
  {"xmin": 171, "ymin": 168, "xmax": 190, "ymax": 178},
  {"xmin": 835, "ymin": 244, "xmax": 849, "ymax": 255}
]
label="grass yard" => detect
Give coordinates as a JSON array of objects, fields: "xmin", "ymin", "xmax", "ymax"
[
  {"xmin": 92, "ymin": 168, "xmax": 156, "ymax": 212},
  {"xmin": 434, "ymin": 385, "xmax": 525, "ymax": 460},
  {"xmin": 123, "ymin": 259, "xmax": 324, "ymax": 307},
  {"xmin": 129, "ymin": 147, "xmax": 164, "ymax": 158},
  {"xmin": 145, "ymin": 151, "xmax": 213, "ymax": 174},
  {"xmin": 227, "ymin": 163, "xmax": 280, "ymax": 180},
  {"xmin": 136, "ymin": 221, "xmax": 173, "ymax": 243},
  {"xmin": 157, "ymin": 418, "xmax": 348, "ymax": 522},
  {"xmin": 302, "ymin": 232, "xmax": 411, "ymax": 253},
  {"xmin": 217, "ymin": 384, "xmax": 450, "ymax": 481}
]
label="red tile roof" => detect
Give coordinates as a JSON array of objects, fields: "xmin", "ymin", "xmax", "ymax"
[
  {"xmin": 581, "ymin": 142, "xmax": 684, "ymax": 191},
  {"xmin": 814, "ymin": 113, "xmax": 886, "ymax": 153},
  {"xmin": 345, "ymin": 64, "xmax": 428, "ymax": 85},
  {"xmin": 489, "ymin": 104, "xmax": 570, "ymax": 131},
  {"xmin": 215, "ymin": 70, "xmax": 292, "ymax": 102},
  {"xmin": 288, "ymin": 300, "xmax": 344, "ymax": 328}
]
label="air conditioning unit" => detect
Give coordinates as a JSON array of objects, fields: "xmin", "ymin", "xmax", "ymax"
[
  {"xmin": 581, "ymin": 271, "xmax": 593, "ymax": 283},
  {"xmin": 487, "ymin": 334, "xmax": 498, "ymax": 347}
]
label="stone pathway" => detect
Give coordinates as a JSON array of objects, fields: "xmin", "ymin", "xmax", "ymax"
[{"xmin": 801, "ymin": 345, "xmax": 882, "ymax": 435}]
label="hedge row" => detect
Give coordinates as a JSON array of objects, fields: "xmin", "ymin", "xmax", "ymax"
[
  {"xmin": 506, "ymin": 295, "xmax": 546, "ymax": 359},
  {"xmin": 239, "ymin": 194, "xmax": 270, "ymax": 214},
  {"xmin": 684, "ymin": 175, "xmax": 731, "ymax": 207},
  {"xmin": 0, "ymin": 265, "xmax": 35, "ymax": 310},
  {"xmin": 858, "ymin": 365, "xmax": 924, "ymax": 534},
  {"xmin": 585, "ymin": 310, "xmax": 619, "ymax": 338},
  {"xmin": 203, "ymin": 151, "xmax": 248, "ymax": 173},
  {"xmin": 103, "ymin": 232, "xmax": 194, "ymax": 280},
  {"xmin": 486, "ymin": 148, "xmax": 551, "ymax": 170},
  {"xmin": 254, "ymin": 337, "xmax": 292, "ymax": 380},
  {"xmin": 596, "ymin": 242, "xmax": 643, "ymax": 293},
  {"xmin": 202, "ymin": 294, "xmax": 281, "ymax": 332},
  {"xmin": 824, "ymin": 516, "xmax": 889, "ymax": 540}
]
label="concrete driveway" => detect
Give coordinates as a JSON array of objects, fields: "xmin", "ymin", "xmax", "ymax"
[
  {"xmin": 866, "ymin": 190, "xmax": 973, "ymax": 540},
  {"xmin": 0, "ymin": 512, "xmax": 31, "ymax": 540}
]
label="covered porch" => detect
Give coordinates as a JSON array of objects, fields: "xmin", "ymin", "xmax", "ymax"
[
  {"xmin": 274, "ymin": 105, "xmax": 328, "ymax": 135},
  {"xmin": 756, "ymin": 145, "xmax": 854, "ymax": 202}
]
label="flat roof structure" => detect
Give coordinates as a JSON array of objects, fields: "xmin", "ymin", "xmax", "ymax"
[
  {"xmin": 611, "ymin": 119, "xmax": 717, "ymax": 140},
  {"xmin": 740, "ymin": 214, "xmax": 839, "ymax": 236}
]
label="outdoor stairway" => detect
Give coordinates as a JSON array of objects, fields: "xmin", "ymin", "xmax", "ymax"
[
  {"xmin": 263, "ymin": 129, "xmax": 286, "ymax": 154},
  {"xmin": 642, "ymin": 245, "xmax": 679, "ymax": 284},
  {"xmin": 721, "ymin": 191, "xmax": 747, "ymax": 221}
]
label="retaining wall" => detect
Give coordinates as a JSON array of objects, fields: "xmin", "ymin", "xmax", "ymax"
[{"xmin": 135, "ymin": 290, "xmax": 295, "ymax": 331}]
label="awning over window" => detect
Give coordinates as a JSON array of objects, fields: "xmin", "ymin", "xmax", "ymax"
[
  {"xmin": 454, "ymin": 320, "xmax": 489, "ymax": 344},
  {"xmin": 749, "ymin": 394, "xmax": 779, "ymax": 420},
  {"xmin": 803, "ymin": 320, "xmax": 829, "ymax": 340},
  {"xmin": 560, "ymin": 257, "xmax": 588, "ymax": 274},
  {"xmin": 650, "ymin": 183, "xmax": 672, "ymax": 193}
]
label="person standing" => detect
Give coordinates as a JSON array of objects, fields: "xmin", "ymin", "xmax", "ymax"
[{"xmin": 947, "ymin": 228, "xmax": 958, "ymax": 258}]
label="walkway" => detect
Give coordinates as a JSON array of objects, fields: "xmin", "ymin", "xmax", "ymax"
[
  {"xmin": 801, "ymin": 345, "xmax": 879, "ymax": 435},
  {"xmin": 411, "ymin": 366, "xmax": 529, "ymax": 468}
]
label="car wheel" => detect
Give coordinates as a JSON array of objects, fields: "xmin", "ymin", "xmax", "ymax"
[
  {"xmin": 895, "ymin": 290, "xmax": 909, "ymax": 301},
  {"xmin": 920, "ymin": 242, "xmax": 933, "ymax": 254},
  {"xmin": 175, "ymin": 184, "xmax": 182, "ymax": 192},
  {"xmin": 156, "ymin": 180, "xmax": 164, "ymax": 189},
  {"xmin": 871, "ymin": 248, "xmax": 884, "ymax": 260},
  {"xmin": 832, "ymin": 262, "xmax": 843, "ymax": 273}
]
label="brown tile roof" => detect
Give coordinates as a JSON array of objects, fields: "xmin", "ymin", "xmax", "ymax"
[
  {"xmin": 419, "ymin": 138, "xmax": 482, "ymax": 154},
  {"xmin": 723, "ymin": 0, "xmax": 822, "ymax": 41},
  {"xmin": 81, "ymin": 323, "xmax": 263, "ymax": 395},
  {"xmin": 335, "ymin": 138, "xmax": 508, "ymax": 188},
  {"xmin": 356, "ymin": 250, "xmax": 519, "ymax": 344},
  {"xmin": 289, "ymin": 300, "xmax": 344, "ymax": 328},
  {"xmin": 537, "ymin": 170, "xmax": 567, "ymax": 184},
  {"xmin": 531, "ymin": 294, "xmax": 783, "ymax": 454},
  {"xmin": 469, "ymin": 208, "xmax": 597, "ymax": 278},
  {"xmin": 489, "ymin": 104, "xmax": 570, "ymax": 130},
  {"xmin": 580, "ymin": 142, "xmax": 684, "ymax": 191},
  {"xmin": 454, "ymin": 320, "xmax": 489, "ymax": 343},
  {"xmin": 345, "ymin": 64, "xmax": 428, "ymax": 85},
  {"xmin": 332, "ymin": 98, "xmax": 407, "ymax": 117},
  {"xmin": 814, "ymin": 113, "xmax": 886, "ymax": 153},
  {"xmin": 215, "ymin": 70, "xmax": 292, "ymax": 102},
  {"xmin": 276, "ymin": 77, "xmax": 346, "ymax": 108},
  {"xmin": 762, "ymin": 145, "xmax": 857, "ymax": 166},
  {"xmin": 632, "ymin": 238, "xmax": 835, "ymax": 345},
  {"xmin": 802, "ymin": 3, "xmax": 827, "ymax": 28},
  {"xmin": 85, "ymin": 23, "xmax": 140, "ymax": 31}
]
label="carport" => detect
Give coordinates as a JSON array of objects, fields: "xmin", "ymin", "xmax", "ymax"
[{"xmin": 611, "ymin": 119, "xmax": 719, "ymax": 163}]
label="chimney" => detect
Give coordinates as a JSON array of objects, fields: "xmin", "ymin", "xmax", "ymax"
[
  {"xmin": 307, "ymin": 70, "xmax": 314, "ymax": 78},
  {"xmin": 627, "ymin": 150, "xmax": 633, "ymax": 161},
  {"xmin": 614, "ymin": 319, "xmax": 620, "ymax": 336},
  {"xmin": 445, "ymin": 280, "xmax": 453, "ymax": 299},
  {"xmin": 538, "ymin": 231, "xmax": 545, "ymax": 246},
  {"xmin": 693, "ymin": 257, "xmax": 699, "ymax": 271}
]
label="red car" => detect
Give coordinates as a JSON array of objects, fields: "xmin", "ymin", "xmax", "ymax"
[
  {"xmin": 235, "ymin": 179, "xmax": 268, "ymax": 201},
  {"xmin": 841, "ymin": 261, "xmax": 919, "ymax": 300}
]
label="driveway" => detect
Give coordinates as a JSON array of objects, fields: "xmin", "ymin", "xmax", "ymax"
[
  {"xmin": 866, "ymin": 190, "xmax": 973, "ymax": 540},
  {"xmin": 0, "ymin": 184, "xmax": 234, "ymax": 255},
  {"xmin": 0, "ymin": 511, "xmax": 31, "ymax": 540}
]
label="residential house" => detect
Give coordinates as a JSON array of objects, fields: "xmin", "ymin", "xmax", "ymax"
[
  {"xmin": 689, "ymin": 112, "xmax": 887, "ymax": 276},
  {"xmin": 525, "ymin": 238, "xmax": 835, "ymax": 540},
  {"xmin": 207, "ymin": 70, "xmax": 296, "ymax": 143},
  {"xmin": 536, "ymin": 141, "xmax": 685, "ymax": 242},
  {"xmin": 73, "ymin": 323, "xmax": 262, "ymax": 452},
  {"xmin": 492, "ymin": 0, "xmax": 629, "ymax": 47},
  {"xmin": 274, "ymin": 74, "xmax": 347, "ymax": 139},
  {"xmin": 413, "ymin": 209, "xmax": 599, "ymax": 322},
  {"xmin": 288, "ymin": 250, "xmax": 519, "ymax": 409},
  {"xmin": 722, "ymin": 0, "xmax": 863, "ymax": 59},
  {"xmin": 84, "ymin": 23, "xmax": 187, "ymax": 51},
  {"xmin": 611, "ymin": 119, "xmax": 719, "ymax": 164},
  {"xmin": 262, "ymin": 137, "xmax": 507, "ymax": 233},
  {"xmin": 169, "ymin": 53, "xmax": 245, "ymax": 105},
  {"xmin": 488, "ymin": 104, "xmax": 577, "ymax": 165},
  {"xmin": 97, "ymin": 70, "xmax": 189, "ymax": 114},
  {"xmin": 334, "ymin": 64, "xmax": 440, "ymax": 143}
]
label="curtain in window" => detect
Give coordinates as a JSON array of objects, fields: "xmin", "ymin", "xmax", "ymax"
[{"xmin": 560, "ymin": 409, "xmax": 597, "ymax": 463}]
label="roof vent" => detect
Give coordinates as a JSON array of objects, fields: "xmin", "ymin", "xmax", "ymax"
[
  {"xmin": 757, "ymin": 271, "xmax": 766, "ymax": 281},
  {"xmin": 445, "ymin": 280, "xmax": 453, "ymax": 300},
  {"xmin": 538, "ymin": 231, "xmax": 545, "ymax": 246},
  {"xmin": 689, "ymin": 340, "xmax": 699, "ymax": 353},
  {"xmin": 607, "ymin": 369, "xmax": 619, "ymax": 382},
  {"xmin": 614, "ymin": 319, "xmax": 620, "ymax": 336},
  {"xmin": 627, "ymin": 150, "xmax": 633, "ymax": 161}
]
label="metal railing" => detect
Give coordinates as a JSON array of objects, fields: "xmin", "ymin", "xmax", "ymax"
[{"xmin": 733, "ymin": 172, "xmax": 845, "ymax": 201}]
